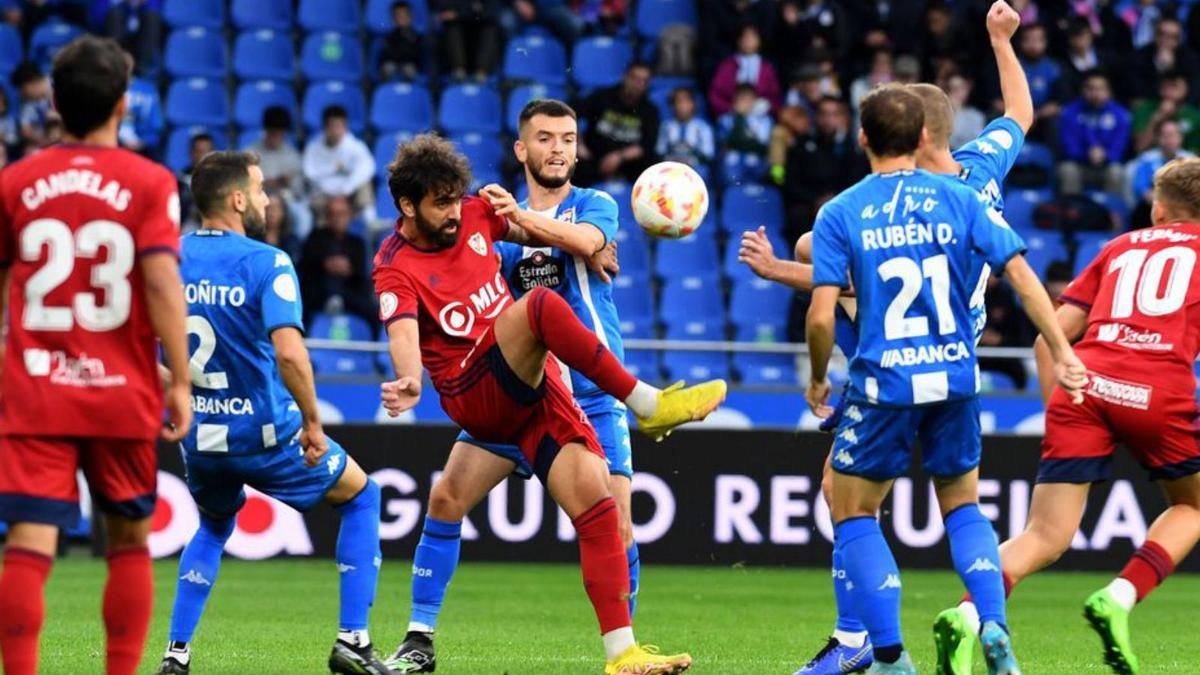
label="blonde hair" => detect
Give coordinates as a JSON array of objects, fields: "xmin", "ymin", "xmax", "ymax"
[
  {"xmin": 906, "ymin": 83, "xmax": 954, "ymax": 150},
  {"xmin": 1153, "ymin": 157, "xmax": 1200, "ymax": 219}
]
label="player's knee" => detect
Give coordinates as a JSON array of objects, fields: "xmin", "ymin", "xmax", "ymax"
[
  {"xmin": 427, "ymin": 480, "xmax": 468, "ymax": 521},
  {"xmin": 199, "ymin": 512, "xmax": 236, "ymax": 543},
  {"xmin": 1025, "ymin": 518, "xmax": 1073, "ymax": 562},
  {"xmin": 104, "ymin": 514, "xmax": 152, "ymax": 549},
  {"xmin": 618, "ymin": 517, "xmax": 634, "ymax": 549}
]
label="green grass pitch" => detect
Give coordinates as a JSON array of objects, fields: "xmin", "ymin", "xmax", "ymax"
[{"xmin": 37, "ymin": 558, "xmax": 1200, "ymax": 673}]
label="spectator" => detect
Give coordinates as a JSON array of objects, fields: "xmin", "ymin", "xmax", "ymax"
[
  {"xmin": 1016, "ymin": 23, "xmax": 1066, "ymax": 143},
  {"xmin": 796, "ymin": 0, "xmax": 848, "ymax": 60},
  {"xmin": 263, "ymin": 191, "xmax": 302, "ymax": 262},
  {"xmin": 1062, "ymin": 17, "xmax": 1123, "ymax": 100},
  {"xmin": 978, "ymin": 275, "xmax": 1032, "ymax": 390},
  {"xmin": 100, "ymin": 0, "xmax": 164, "ymax": 77},
  {"xmin": 848, "ymin": 49, "xmax": 894, "ymax": 120},
  {"xmin": 1058, "ymin": 70, "xmax": 1132, "ymax": 196},
  {"xmin": 782, "ymin": 96, "xmax": 865, "ymax": 235},
  {"xmin": 118, "ymin": 51, "xmax": 162, "ymax": 158},
  {"xmin": 718, "ymin": 84, "xmax": 771, "ymax": 183},
  {"xmin": 0, "ymin": 87, "xmax": 17, "ymax": 153},
  {"xmin": 432, "ymin": 0, "xmax": 502, "ymax": 82},
  {"xmin": 892, "ymin": 54, "xmax": 921, "ymax": 85},
  {"xmin": 1121, "ymin": 0, "xmax": 1163, "ymax": 50},
  {"xmin": 918, "ymin": 1, "xmax": 959, "ymax": 79},
  {"xmin": 768, "ymin": 105, "xmax": 810, "ymax": 186},
  {"xmin": 247, "ymin": 106, "xmax": 313, "ymax": 239},
  {"xmin": 1043, "ymin": 259, "xmax": 1074, "ymax": 304},
  {"xmin": 302, "ymin": 105, "xmax": 376, "ymax": 219},
  {"xmin": 947, "ymin": 73, "xmax": 986, "ymax": 149},
  {"xmin": 12, "ymin": 62, "xmax": 51, "ymax": 150},
  {"xmin": 1131, "ymin": 70, "xmax": 1200, "ymax": 153},
  {"xmin": 843, "ymin": 0, "xmax": 925, "ymax": 57},
  {"xmin": 179, "ymin": 133, "xmax": 215, "ymax": 230},
  {"xmin": 783, "ymin": 62, "xmax": 825, "ymax": 119},
  {"xmin": 576, "ymin": 62, "xmax": 659, "ymax": 184},
  {"xmin": 377, "ymin": 1, "xmax": 424, "ymax": 82},
  {"xmin": 708, "ymin": 24, "xmax": 782, "ymax": 117},
  {"xmin": 504, "ymin": 0, "xmax": 622, "ymax": 45},
  {"xmin": 1128, "ymin": 118, "xmax": 1194, "ymax": 228},
  {"xmin": 656, "ymin": 88, "xmax": 715, "ymax": 177},
  {"xmin": 1132, "ymin": 17, "xmax": 1200, "ymax": 102},
  {"xmin": 299, "ymin": 195, "xmax": 375, "ymax": 328}
]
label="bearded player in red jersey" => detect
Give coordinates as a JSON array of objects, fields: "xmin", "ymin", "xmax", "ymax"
[
  {"xmin": 373, "ymin": 134, "xmax": 724, "ymax": 674},
  {"xmin": 0, "ymin": 36, "xmax": 191, "ymax": 675},
  {"xmin": 939, "ymin": 158, "xmax": 1200, "ymax": 675}
]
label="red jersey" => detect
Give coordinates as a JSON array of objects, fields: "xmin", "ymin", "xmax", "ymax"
[
  {"xmin": 0, "ymin": 145, "xmax": 180, "ymax": 440},
  {"xmin": 1061, "ymin": 223, "xmax": 1200, "ymax": 393},
  {"xmin": 372, "ymin": 196, "xmax": 512, "ymax": 391}
]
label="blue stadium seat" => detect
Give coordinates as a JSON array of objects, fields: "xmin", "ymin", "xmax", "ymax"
[
  {"xmin": 299, "ymin": 0, "xmax": 361, "ymax": 33},
  {"xmin": 734, "ymin": 353, "xmax": 797, "ymax": 386},
  {"xmin": 29, "ymin": 21, "xmax": 81, "ymax": 71},
  {"xmin": 662, "ymin": 351, "xmax": 730, "ymax": 382},
  {"xmin": 506, "ymin": 83, "xmax": 568, "ymax": 133},
  {"xmin": 635, "ymin": 0, "xmax": 698, "ymax": 38},
  {"xmin": 370, "ymin": 82, "xmax": 434, "ymax": 132},
  {"xmin": 165, "ymin": 28, "xmax": 227, "ymax": 79},
  {"xmin": 1073, "ymin": 231, "xmax": 1112, "ymax": 276},
  {"xmin": 1022, "ymin": 231, "xmax": 1069, "ymax": 279},
  {"xmin": 309, "ymin": 313, "xmax": 377, "ymax": 376},
  {"xmin": 165, "ymin": 78, "xmax": 230, "ymax": 127},
  {"xmin": 613, "ymin": 272, "xmax": 654, "ymax": 317},
  {"xmin": 303, "ymin": 80, "xmax": 367, "ymax": 134},
  {"xmin": 233, "ymin": 80, "xmax": 298, "ymax": 131},
  {"xmin": 373, "ymin": 130, "xmax": 415, "ymax": 179},
  {"xmin": 301, "ymin": 32, "xmax": 364, "ymax": 82},
  {"xmin": 1014, "ymin": 141, "xmax": 1055, "ymax": 189},
  {"xmin": 366, "ymin": 0, "xmax": 430, "ymax": 34},
  {"xmin": 503, "ymin": 34, "xmax": 568, "ymax": 86},
  {"xmin": 602, "ymin": 181, "xmax": 635, "ymax": 225},
  {"xmin": 980, "ymin": 370, "xmax": 1019, "ymax": 391},
  {"xmin": 722, "ymin": 229, "xmax": 787, "ymax": 282},
  {"xmin": 1085, "ymin": 190, "xmax": 1130, "ymax": 229},
  {"xmin": 729, "ymin": 278, "xmax": 791, "ymax": 342},
  {"xmin": 0, "ymin": 24, "xmax": 22, "ymax": 76},
  {"xmin": 1003, "ymin": 187, "xmax": 1052, "ymax": 234},
  {"xmin": 438, "ymin": 84, "xmax": 502, "ymax": 134},
  {"xmin": 654, "ymin": 232, "xmax": 719, "ymax": 279},
  {"xmin": 376, "ymin": 177, "xmax": 399, "ymax": 222},
  {"xmin": 452, "ymin": 132, "xmax": 504, "ymax": 177},
  {"xmin": 660, "ymin": 275, "xmax": 724, "ymax": 333},
  {"xmin": 164, "ymin": 0, "xmax": 225, "ymax": 29},
  {"xmin": 623, "ymin": 350, "xmax": 661, "ymax": 382},
  {"xmin": 375, "ymin": 326, "xmax": 393, "ymax": 375},
  {"xmin": 612, "ymin": 232, "xmax": 650, "ymax": 276},
  {"xmin": 233, "ymin": 30, "xmax": 295, "ymax": 81},
  {"xmin": 720, "ymin": 183, "xmax": 784, "ymax": 234},
  {"xmin": 232, "ymin": 0, "xmax": 293, "ymax": 30},
  {"xmin": 164, "ymin": 126, "xmax": 228, "ymax": 173},
  {"xmin": 572, "ymin": 36, "xmax": 632, "ymax": 91}
]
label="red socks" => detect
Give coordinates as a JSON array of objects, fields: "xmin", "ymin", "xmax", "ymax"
[
  {"xmin": 963, "ymin": 571, "xmax": 1014, "ymax": 604},
  {"xmin": 1119, "ymin": 540, "xmax": 1175, "ymax": 603},
  {"xmin": 573, "ymin": 497, "xmax": 631, "ymax": 634},
  {"xmin": 526, "ymin": 287, "xmax": 638, "ymax": 400},
  {"xmin": 0, "ymin": 548, "xmax": 52, "ymax": 675},
  {"xmin": 104, "ymin": 546, "xmax": 153, "ymax": 675}
]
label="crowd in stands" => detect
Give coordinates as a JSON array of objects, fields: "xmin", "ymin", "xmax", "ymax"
[{"xmin": 0, "ymin": 0, "xmax": 1194, "ymax": 390}]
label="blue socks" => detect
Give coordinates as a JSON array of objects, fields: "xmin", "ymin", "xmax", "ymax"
[
  {"xmin": 946, "ymin": 504, "xmax": 1006, "ymax": 628},
  {"xmin": 836, "ymin": 517, "xmax": 903, "ymax": 656},
  {"xmin": 831, "ymin": 546, "xmax": 866, "ymax": 634},
  {"xmin": 626, "ymin": 541, "xmax": 640, "ymax": 618},
  {"xmin": 410, "ymin": 515, "xmax": 462, "ymax": 631},
  {"xmin": 169, "ymin": 513, "xmax": 235, "ymax": 643},
  {"xmin": 336, "ymin": 479, "xmax": 382, "ymax": 632}
]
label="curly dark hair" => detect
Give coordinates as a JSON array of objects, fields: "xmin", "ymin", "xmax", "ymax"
[{"xmin": 387, "ymin": 133, "xmax": 471, "ymax": 211}]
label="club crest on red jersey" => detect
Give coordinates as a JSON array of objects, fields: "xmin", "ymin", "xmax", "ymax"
[{"xmin": 468, "ymin": 232, "xmax": 487, "ymax": 256}]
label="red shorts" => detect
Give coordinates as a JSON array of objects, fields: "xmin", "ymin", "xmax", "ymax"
[
  {"xmin": 1040, "ymin": 370, "xmax": 1200, "ymax": 483},
  {"xmin": 438, "ymin": 329, "xmax": 603, "ymax": 480},
  {"xmin": 0, "ymin": 435, "xmax": 158, "ymax": 528}
]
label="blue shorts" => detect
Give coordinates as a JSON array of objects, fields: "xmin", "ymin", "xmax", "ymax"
[
  {"xmin": 829, "ymin": 398, "xmax": 982, "ymax": 481},
  {"xmin": 819, "ymin": 391, "xmax": 849, "ymax": 433},
  {"xmin": 457, "ymin": 395, "xmax": 633, "ymax": 479},
  {"xmin": 182, "ymin": 435, "xmax": 349, "ymax": 518}
]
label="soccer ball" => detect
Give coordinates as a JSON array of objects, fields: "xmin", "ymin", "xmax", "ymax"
[{"xmin": 630, "ymin": 161, "xmax": 710, "ymax": 239}]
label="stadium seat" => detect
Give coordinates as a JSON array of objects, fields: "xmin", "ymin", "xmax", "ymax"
[
  {"xmin": 366, "ymin": 0, "xmax": 430, "ymax": 34},
  {"xmin": 301, "ymin": 32, "xmax": 364, "ymax": 82},
  {"xmin": 303, "ymin": 80, "xmax": 367, "ymax": 134},
  {"xmin": 722, "ymin": 229, "xmax": 787, "ymax": 282},
  {"xmin": 164, "ymin": 126, "xmax": 229, "ymax": 173},
  {"xmin": 0, "ymin": 24, "xmax": 22, "ymax": 76},
  {"xmin": 980, "ymin": 370, "xmax": 1019, "ymax": 391},
  {"xmin": 1022, "ymin": 231, "xmax": 1069, "ymax": 279},
  {"xmin": 720, "ymin": 183, "xmax": 784, "ymax": 234},
  {"xmin": 452, "ymin": 133, "xmax": 505, "ymax": 177},
  {"xmin": 1003, "ymin": 187, "xmax": 1052, "ymax": 234},
  {"xmin": 572, "ymin": 37, "xmax": 633, "ymax": 91},
  {"xmin": 233, "ymin": 80, "xmax": 298, "ymax": 131},
  {"xmin": 602, "ymin": 181, "xmax": 636, "ymax": 225},
  {"xmin": 165, "ymin": 28, "xmax": 227, "ymax": 79},
  {"xmin": 1073, "ymin": 231, "xmax": 1112, "ymax": 276},
  {"xmin": 660, "ymin": 276, "xmax": 724, "ymax": 334},
  {"xmin": 438, "ymin": 84, "xmax": 502, "ymax": 135},
  {"xmin": 654, "ymin": 233, "xmax": 719, "ymax": 279},
  {"xmin": 370, "ymin": 82, "xmax": 434, "ymax": 133},
  {"xmin": 623, "ymin": 350, "xmax": 661, "ymax": 382},
  {"xmin": 29, "ymin": 20, "xmax": 81, "ymax": 71},
  {"xmin": 733, "ymin": 352, "xmax": 797, "ymax": 386},
  {"xmin": 373, "ymin": 130, "xmax": 415, "ymax": 179},
  {"xmin": 635, "ymin": 0, "xmax": 698, "ymax": 38},
  {"xmin": 298, "ymin": 0, "xmax": 361, "ymax": 33},
  {"xmin": 165, "ymin": 78, "xmax": 230, "ymax": 127},
  {"xmin": 163, "ymin": 0, "xmax": 225, "ymax": 29},
  {"xmin": 309, "ymin": 313, "xmax": 377, "ymax": 376},
  {"xmin": 503, "ymin": 34, "xmax": 568, "ymax": 86},
  {"xmin": 233, "ymin": 30, "xmax": 295, "ymax": 81},
  {"xmin": 506, "ymin": 83, "xmax": 568, "ymax": 133},
  {"xmin": 613, "ymin": 273, "xmax": 654, "ymax": 318},
  {"xmin": 232, "ymin": 0, "xmax": 293, "ymax": 30},
  {"xmin": 612, "ymin": 232, "xmax": 650, "ymax": 276},
  {"xmin": 729, "ymin": 278, "xmax": 791, "ymax": 343},
  {"xmin": 1085, "ymin": 190, "xmax": 1130, "ymax": 229},
  {"xmin": 376, "ymin": 177, "xmax": 399, "ymax": 222},
  {"xmin": 662, "ymin": 351, "xmax": 730, "ymax": 382},
  {"xmin": 1012, "ymin": 141, "xmax": 1055, "ymax": 189}
]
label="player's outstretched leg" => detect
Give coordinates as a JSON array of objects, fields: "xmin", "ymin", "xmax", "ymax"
[
  {"xmin": 836, "ymin": 517, "xmax": 912, "ymax": 674},
  {"xmin": 103, "ymin": 515, "xmax": 155, "ymax": 675},
  {"xmin": 160, "ymin": 513, "xmax": 236, "ymax": 674},
  {"xmin": 0, "ymin": 524, "xmax": 56, "ymax": 675},
  {"xmin": 610, "ymin": 473, "xmax": 640, "ymax": 618},
  {"xmin": 496, "ymin": 287, "xmax": 726, "ymax": 441}
]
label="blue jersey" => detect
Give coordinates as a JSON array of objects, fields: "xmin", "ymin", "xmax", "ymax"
[
  {"xmin": 812, "ymin": 169, "xmax": 1026, "ymax": 407},
  {"xmin": 496, "ymin": 186, "xmax": 622, "ymax": 400},
  {"xmin": 180, "ymin": 229, "xmax": 305, "ymax": 456}
]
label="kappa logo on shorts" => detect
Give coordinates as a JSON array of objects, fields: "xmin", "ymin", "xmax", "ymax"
[
  {"xmin": 834, "ymin": 448, "xmax": 855, "ymax": 466},
  {"xmin": 845, "ymin": 405, "xmax": 863, "ymax": 423},
  {"xmin": 327, "ymin": 452, "xmax": 342, "ymax": 475},
  {"xmin": 468, "ymin": 232, "xmax": 487, "ymax": 256},
  {"xmin": 839, "ymin": 428, "xmax": 858, "ymax": 445},
  {"xmin": 1087, "ymin": 373, "xmax": 1152, "ymax": 410}
]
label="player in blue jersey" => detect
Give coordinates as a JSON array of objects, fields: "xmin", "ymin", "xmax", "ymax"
[
  {"xmin": 387, "ymin": 99, "xmax": 637, "ymax": 673},
  {"xmin": 157, "ymin": 152, "xmax": 392, "ymax": 675},
  {"xmin": 806, "ymin": 84, "xmax": 1086, "ymax": 675}
]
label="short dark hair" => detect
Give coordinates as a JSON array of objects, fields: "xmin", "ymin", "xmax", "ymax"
[
  {"xmin": 190, "ymin": 132, "xmax": 215, "ymax": 149},
  {"xmin": 322, "ymin": 104, "xmax": 349, "ymax": 126},
  {"xmin": 262, "ymin": 105, "xmax": 292, "ymax": 131},
  {"xmin": 625, "ymin": 61, "xmax": 651, "ymax": 75},
  {"xmin": 517, "ymin": 98, "xmax": 577, "ymax": 133},
  {"xmin": 859, "ymin": 84, "xmax": 925, "ymax": 158},
  {"xmin": 10, "ymin": 62, "xmax": 42, "ymax": 88},
  {"xmin": 391, "ymin": 1, "xmax": 410, "ymax": 10},
  {"xmin": 1044, "ymin": 260, "xmax": 1074, "ymax": 284},
  {"xmin": 669, "ymin": 87, "xmax": 693, "ymax": 105},
  {"xmin": 50, "ymin": 36, "xmax": 129, "ymax": 138},
  {"xmin": 733, "ymin": 83, "xmax": 757, "ymax": 98},
  {"xmin": 1161, "ymin": 69, "xmax": 1187, "ymax": 85},
  {"xmin": 1081, "ymin": 68, "xmax": 1108, "ymax": 86},
  {"xmin": 191, "ymin": 151, "xmax": 259, "ymax": 220},
  {"xmin": 1066, "ymin": 16, "xmax": 1092, "ymax": 38},
  {"xmin": 387, "ymin": 133, "xmax": 471, "ymax": 209}
]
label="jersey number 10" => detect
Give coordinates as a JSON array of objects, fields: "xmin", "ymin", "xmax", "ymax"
[{"xmin": 1107, "ymin": 246, "xmax": 1196, "ymax": 318}]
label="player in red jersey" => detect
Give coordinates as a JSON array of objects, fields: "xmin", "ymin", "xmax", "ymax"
[
  {"xmin": 943, "ymin": 158, "xmax": 1200, "ymax": 675},
  {"xmin": 373, "ymin": 134, "xmax": 724, "ymax": 674},
  {"xmin": 0, "ymin": 36, "xmax": 191, "ymax": 675}
]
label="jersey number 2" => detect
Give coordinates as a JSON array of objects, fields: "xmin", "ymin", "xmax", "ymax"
[
  {"xmin": 1108, "ymin": 246, "xmax": 1197, "ymax": 318},
  {"xmin": 188, "ymin": 315, "xmax": 229, "ymax": 389},
  {"xmin": 21, "ymin": 218, "xmax": 134, "ymax": 332}
]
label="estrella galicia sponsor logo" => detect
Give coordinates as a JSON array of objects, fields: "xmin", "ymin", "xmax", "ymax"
[{"xmin": 510, "ymin": 249, "xmax": 565, "ymax": 293}]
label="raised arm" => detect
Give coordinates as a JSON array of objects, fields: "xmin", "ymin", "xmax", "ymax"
[
  {"xmin": 987, "ymin": 0, "xmax": 1034, "ymax": 133},
  {"xmin": 1002, "ymin": 255, "xmax": 1088, "ymax": 401},
  {"xmin": 1033, "ymin": 303, "xmax": 1089, "ymax": 403},
  {"xmin": 480, "ymin": 184, "xmax": 606, "ymax": 257},
  {"xmin": 141, "ymin": 252, "xmax": 192, "ymax": 441},
  {"xmin": 738, "ymin": 226, "xmax": 814, "ymax": 290},
  {"xmin": 272, "ymin": 326, "xmax": 327, "ymax": 466},
  {"xmin": 382, "ymin": 317, "xmax": 423, "ymax": 416}
]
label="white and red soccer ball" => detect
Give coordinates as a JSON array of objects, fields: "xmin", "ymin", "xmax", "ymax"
[{"xmin": 631, "ymin": 161, "xmax": 709, "ymax": 239}]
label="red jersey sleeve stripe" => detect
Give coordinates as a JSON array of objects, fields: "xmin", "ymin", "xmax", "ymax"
[
  {"xmin": 137, "ymin": 245, "xmax": 180, "ymax": 258},
  {"xmin": 384, "ymin": 312, "xmax": 417, "ymax": 327},
  {"xmin": 1060, "ymin": 295, "xmax": 1092, "ymax": 310}
]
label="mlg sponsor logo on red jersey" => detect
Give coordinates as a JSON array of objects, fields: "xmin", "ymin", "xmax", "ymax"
[
  {"xmin": 438, "ymin": 271, "xmax": 511, "ymax": 337},
  {"xmin": 1086, "ymin": 373, "xmax": 1152, "ymax": 410},
  {"xmin": 1095, "ymin": 323, "xmax": 1173, "ymax": 351}
]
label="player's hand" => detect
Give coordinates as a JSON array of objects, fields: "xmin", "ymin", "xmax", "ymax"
[
  {"xmin": 588, "ymin": 240, "xmax": 619, "ymax": 283},
  {"xmin": 1055, "ymin": 349, "xmax": 1089, "ymax": 404},
  {"xmin": 301, "ymin": 422, "xmax": 329, "ymax": 467},
  {"xmin": 806, "ymin": 378, "xmax": 834, "ymax": 418},
  {"xmin": 738, "ymin": 226, "xmax": 780, "ymax": 281},
  {"xmin": 986, "ymin": 0, "xmax": 1020, "ymax": 42},
  {"xmin": 479, "ymin": 184, "xmax": 519, "ymax": 218},
  {"xmin": 161, "ymin": 381, "xmax": 192, "ymax": 442},
  {"xmin": 381, "ymin": 376, "xmax": 422, "ymax": 416}
]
